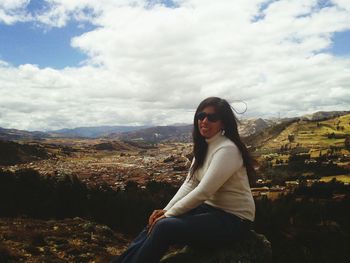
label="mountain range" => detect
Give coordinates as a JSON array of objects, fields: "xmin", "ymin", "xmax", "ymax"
[
  {"xmin": 0, "ymin": 111, "xmax": 349, "ymax": 142},
  {"xmin": 48, "ymin": 125, "xmax": 149, "ymax": 138}
]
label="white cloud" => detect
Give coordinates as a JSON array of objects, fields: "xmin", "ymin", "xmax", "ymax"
[
  {"xmin": 0, "ymin": 0, "xmax": 31, "ymax": 24},
  {"xmin": 333, "ymin": 0, "xmax": 350, "ymax": 11},
  {"xmin": 32, "ymin": 0, "xmax": 148, "ymax": 27},
  {"xmin": 0, "ymin": 0, "xmax": 29, "ymax": 10},
  {"xmin": 0, "ymin": 0, "xmax": 350, "ymax": 130}
]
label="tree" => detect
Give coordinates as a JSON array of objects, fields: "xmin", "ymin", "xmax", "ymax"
[
  {"xmin": 288, "ymin": 134, "xmax": 295, "ymax": 143},
  {"xmin": 345, "ymin": 135, "xmax": 350, "ymax": 150}
]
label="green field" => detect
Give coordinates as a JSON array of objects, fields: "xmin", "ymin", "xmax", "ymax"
[
  {"xmin": 320, "ymin": 175, "xmax": 350, "ymax": 183},
  {"xmin": 255, "ymin": 114, "xmax": 350, "ymax": 182},
  {"xmin": 260, "ymin": 114, "xmax": 350, "ymax": 150}
]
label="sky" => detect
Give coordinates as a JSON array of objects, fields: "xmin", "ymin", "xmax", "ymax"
[{"xmin": 0, "ymin": 0, "xmax": 350, "ymax": 131}]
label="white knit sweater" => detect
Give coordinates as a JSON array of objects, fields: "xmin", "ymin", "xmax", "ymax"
[{"xmin": 164, "ymin": 132, "xmax": 255, "ymax": 221}]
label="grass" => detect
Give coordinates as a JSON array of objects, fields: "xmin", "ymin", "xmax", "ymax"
[
  {"xmin": 255, "ymin": 115, "xmax": 350, "ymax": 177},
  {"xmin": 260, "ymin": 114, "xmax": 350, "ymax": 151}
]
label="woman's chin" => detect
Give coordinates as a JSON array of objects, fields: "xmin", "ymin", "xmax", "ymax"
[
  {"xmin": 200, "ymin": 131, "xmax": 211, "ymax": 138},
  {"xmin": 199, "ymin": 131, "xmax": 207, "ymax": 137}
]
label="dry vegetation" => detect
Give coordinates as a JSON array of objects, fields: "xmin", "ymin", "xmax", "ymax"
[{"xmin": 0, "ymin": 217, "xmax": 129, "ymax": 263}]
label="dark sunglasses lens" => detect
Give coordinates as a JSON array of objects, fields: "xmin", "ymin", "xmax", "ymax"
[
  {"xmin": 207, "ymin": 114, "xmax": 219, "ymax": 122},
  {"xmin": 197, "ymin": 112, "xmax": 220, "ymax": 122},
  {"xmin": 197, "ymin": 112, "xmax": 207, "ymax": 120}
]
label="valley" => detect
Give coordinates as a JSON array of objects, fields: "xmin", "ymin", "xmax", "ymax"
[{"xmin": 1, "ymin": 111, "xmax": 350, "ymax": 262}]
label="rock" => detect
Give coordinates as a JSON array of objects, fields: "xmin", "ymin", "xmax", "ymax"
[
  {"xmin": 160, "ymin": 230, "xmax": 272, "ymax": 263},
  {"xmin": 163, "ymin": 155, "xmax": 175, "ymax": 163},
  {"xmin": 95, "ymin": 225, "xmax": 115, "ymax": 238},
  {"xmin": 82, "ymin": 222, "xmax": 96, "ymax": 232},
  {"xmin": 173, "ymin": 165, "xmax": 187, "ymax": 171}
]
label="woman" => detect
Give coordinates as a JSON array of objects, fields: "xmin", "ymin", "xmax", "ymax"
[{"xmin": 111, "ymin": 97, "xmax": 256, "ymax": 263}]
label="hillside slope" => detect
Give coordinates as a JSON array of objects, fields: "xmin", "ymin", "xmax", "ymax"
[
  {"xmin": 0, "ymin": 140, "xmax": 49, "ymax": 165},
  {"xmin": 258, "ymin": 114, "xmax": 350, "ymax": 150}
]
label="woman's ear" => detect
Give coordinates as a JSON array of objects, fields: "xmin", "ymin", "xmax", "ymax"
[{"xmin": 221, "ymin": 124, "xmax": 226, "ymax": 135}]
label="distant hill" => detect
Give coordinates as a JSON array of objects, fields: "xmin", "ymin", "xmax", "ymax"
[
  {"xmin": 0, "ymin": 126, "xmax": 150, "ymax": 140},
  {"xmin": 243, "ymin": 118, "xmax": 299, "ymax": 148},
  {"xmin": 1, "ymin": 110, "xmax": 349, "ymax": 141},
  {"xmin": 0, "ymin": 127, "xmax": 48, "ymax": 141},
  {"xmin": 109, "ymin": 125, "xmax": 193, "ymax": 142},
  {"xmin": 301, "ymin": 111, "xmax": 350, "ymax": 121},
  {"xmin": 48, "ymin": 125, "xmax": 150, "ymax": 138},
  {"xmin": 238, "ymin": 118, "xmax": 272, "ymax": 137},
  {"xmin": 1, "ymin": 122, "xmax": 265, "ymax": 142},
  {"xmin": 0, "ymin": 140, "xmax": 50, "ymax": 165},
  {"xmin": 110, "ymin": 118, "xmax": 273, "ymax": 143},
  {"xmin": 246, "ymin": 113, "xmax": 350, "ymax": 150}
]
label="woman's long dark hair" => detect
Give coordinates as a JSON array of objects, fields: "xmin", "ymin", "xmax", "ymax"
[{"xmin": 190, "ymin": 97, "xmax": 256, "ymax": 186}]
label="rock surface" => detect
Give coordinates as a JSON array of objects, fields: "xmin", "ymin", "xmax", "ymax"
[
  {"xmin": 160, "ymin": 230, "xmax": 272, "ymax": 263},
  {"xmin": 0, "ymin": 217, "xmax": 129, "ymax": 263}
]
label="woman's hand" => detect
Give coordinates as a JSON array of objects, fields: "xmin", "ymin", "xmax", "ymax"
[
  {"xmin": 147, "ymin": 209, "xmax": 167, "ymax": 234},
  {"xmin": 148, "ymin": 209, "xmax": 166, "ymax": 226}
]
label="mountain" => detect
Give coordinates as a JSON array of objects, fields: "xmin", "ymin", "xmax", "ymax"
[
  {"xmin": 243, "ymin": 118, "xmax": 299, "ymax": 148},
  {"xmin": 48, "ymin": 125, "xmax": 150, "ymax": 138},
  {"xmin": 245, "ymin": 113, "xmax": 350, "ymax": 150},
  {"xmin": 1, "ymin": 110, "xmax": 349, "ymax": 141},
  {"xmin": 0, "ymin": 126, "xmax": 150, "ymax": 140},
  {"xmin": 0, "ymin": 140, "xmax": 50, "ymax": 165},
  {"xmin": 0, "ymin": 127, "xmax": 48, "ymax": 141},
  {"xmin": 301, "ymin": 111, "xmax": 350, "ymax": 121},
  {"xmin": 109, "ymin": 125, "xmax": 193, "ymax": 142},
  {"xmin": 111, "ymin": 118, "xmax": 272, "ymax": 143},
  {"xmin": 238, "ymin": 118, "xmax": 272, "ymax": 138}
]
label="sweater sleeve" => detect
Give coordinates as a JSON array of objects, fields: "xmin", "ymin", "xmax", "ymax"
[
  {"xmin": 164, "ymin": 145, "xmax": 243, "ymax": 217},
  {"xmin": 163, "ymin": 159, "xmax": 198, "ymax": 211}
]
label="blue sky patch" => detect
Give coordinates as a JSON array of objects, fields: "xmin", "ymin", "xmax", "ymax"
[
  {"xmin": 316, "ymin": 0, "xmax": 334, "ymax": 9},
  {"xmin": 251, "ymin": 0, "xmax": 275, "ymax": 23},
  {"xmin": 330, "ymin": 30, "xmax": 350, "ymax": 57},
  {"xmin": 146, "ymin": 0, "xmax": 179, "ymax": 9},
  {"xmin": 27, "ymin": 0, "xmax": 50, "ymax": 14},
  {"xmin": 0, "ymin": 21, "xmax": 96, "ymax": 69}
]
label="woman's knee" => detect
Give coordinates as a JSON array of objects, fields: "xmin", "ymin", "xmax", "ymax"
[
  {"xmin": 152, "ymin": 218, "xmax": 172, "ymax": 233},
  {"xmin": 150, "ymin": 218, "xmax": 181, "ymax": 239}
]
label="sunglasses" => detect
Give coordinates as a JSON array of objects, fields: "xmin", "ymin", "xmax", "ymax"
[{"xmin": 196, "ymin": 112, "xmax": 221, "ymax": 122}]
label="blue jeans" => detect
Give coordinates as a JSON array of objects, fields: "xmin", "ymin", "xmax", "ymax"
[{"xmin": 110, "ymin": 203, "xmax": 252, "ymax": 263}]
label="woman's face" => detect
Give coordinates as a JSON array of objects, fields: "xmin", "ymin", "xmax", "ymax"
[{"xmin": 197, "ymin": 106, "xmax": 224, "ymax": 139}]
